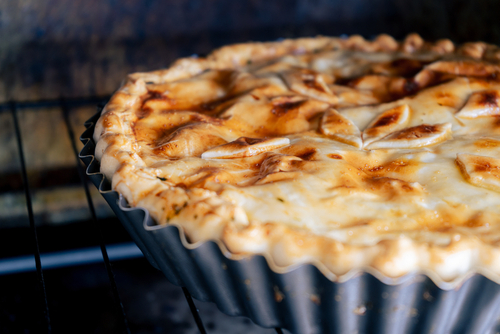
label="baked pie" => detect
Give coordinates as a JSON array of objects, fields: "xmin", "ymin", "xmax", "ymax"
[{"xmin": 94, "ymin": 34, "xmax": 500, "ymax": 283}]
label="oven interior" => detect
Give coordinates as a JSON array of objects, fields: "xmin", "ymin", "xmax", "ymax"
[{"xmin": 1, "ymin": 1, "xmax": 499, "ymax": 333}]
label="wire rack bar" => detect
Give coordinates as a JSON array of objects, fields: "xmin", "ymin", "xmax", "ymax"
[
  {"xmin": 61, "ymin": 100, "xmax": 131, "ymax": 334},
  {"xmin": 182, "ymin": 287, "xmax": 208, "ymax": 334},
  {"xmin": 0, "ymin": 242, "xmax": 143, "ymax": 276},
  {"xmin": 10, "ymin": 102, "xmax": 52, "ymax": 333},
  {"xmin": 0, "ymin": 96, "xmax": 110, "ymax": 112}
]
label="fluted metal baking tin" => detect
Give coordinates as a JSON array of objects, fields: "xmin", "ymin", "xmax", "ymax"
[{"xmin": 81, "ymin": 109, "xmax": 500, "ymax": 334}]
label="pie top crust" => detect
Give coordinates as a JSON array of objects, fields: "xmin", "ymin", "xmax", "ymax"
[{"xmin": 93, "ymin": 34, "xmax": 500, "ymax": 284}]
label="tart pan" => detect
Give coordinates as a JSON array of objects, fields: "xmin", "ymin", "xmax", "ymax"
[{"xmin": 81, "ymin": 108, "xmax": 500, "ymax": 334}]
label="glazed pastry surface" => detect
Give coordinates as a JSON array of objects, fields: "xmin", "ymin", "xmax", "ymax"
[{"xmin": 94, "ymin": 34, "xmax": 500, "ymax": 282}]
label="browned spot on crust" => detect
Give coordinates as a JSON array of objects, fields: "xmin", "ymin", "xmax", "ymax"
[
  {"xmin": 344, "ymin": 220, "xmax": 371, "ymax": 227},
  {"xmin": 392, "ymin": 59, "xmax": 424, "ymax": 73},
  {"xmin": 372, "ymin": 59, "xmax": 427, "ymax": 77},
  {"xmin": 466, "ymin": 219, "xmax": 485, "ymax": 228},
  {"xmin": 141, "ymin": 92, "xmax": 177, "ymax": 110},
  {"xmin": 176, "ymin": 183, "xmax": 188, "ymax": 190},
  {"xmin": 465, "ymin": 212, "xmax": 489, "ymax": 227},
  {"xmin": 357, "ymin": 158, "xmax": 418, "ymax": 177},
  {"xmin": 394, "ymin": 59, "xmax": 427, "ymax": 76},
  {"xmin": 135, "ymin": 108, "xmax": 153, "ymax": 120},
  {"xmin": 478, "ymin": 90, "xmax": 499, "ymax": 107},
  {"xmin": 147, "ymin": 91, "xmax": 166, "ymax": 100},
  {"xmin": 271, "ymin": 99, "xmax": 306, "ymax": 117},
  {"xmin": 303, "ymin": 78, "xmax": 326, "ymax": 92},
  {"xmin": 391, "ymin": 124, "xmax": 439, "ymax": 139},
  {"xmin": 474, "ymin": 138, "xmax": 500, "ymax": 148},
  {"xmin": 473, "ymin": 160, "xmax": 498, "ymax": 174},
  {"xmin": 233, "ymin": 137, "xmax": 266, "ymax": 146},
  {"xmin": 380, "ymin": 70, "xmax": 455, "ymax": 102},
  {"xmin": 345, "ymin": 76, "xmax": 363, "ymax": 88},
  {"xmin": 327, "ymin": 154, "xmax": 343, "ymax": 159},
  {"xmin": 198, "ymin": 93, "xmax": 244, "ymax": 115},
  {"xmin": 403, "ymin": 79, "xmax": 419, "ymax": 95},
  {"xmin": 401, "ymin": 184, "xmax": 413, "ymax": 191},
  {"xmin": 372, "ymin": 112, "xmax": 401, "ymax": 128},
  {"xmin": 436, "ymin": 91, "xmax": 449, "ymax": 98},
  {"xmin": 364, "ymin": 177, "xmax": 422, "ymax": 198},
  {"xmin": 296, "ymin": 148, "xmax": 317, "ymax": 161},
  {"xmin": 212, "ymin": 69, "xmax": 237, "ymax": 88}
]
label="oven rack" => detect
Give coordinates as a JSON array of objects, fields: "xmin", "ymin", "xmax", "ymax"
[{"xmin": 0, "ymin": 98, "xmax": 285, "ymax": 334}]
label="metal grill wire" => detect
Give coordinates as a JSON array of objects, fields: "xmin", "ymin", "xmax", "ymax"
[
  {"xmin": 10, "ymin": 102, "xmax": 51, "ymax": 333},
  {"xmin": 3, "ymin": 98, "xmax": 286, "ymax": 334},
  {"xmin": 60, "ymin": 99, "xmax": 131, "ymax": 334}
]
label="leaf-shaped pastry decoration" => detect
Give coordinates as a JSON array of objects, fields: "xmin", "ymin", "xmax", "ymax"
[
  {"xmin": 456, "ymin": 153, "xmax": 500, "ymax": 192},
  {"xmin": 366, "ymin": 123, "xmax": 452, "ymax": 150},
  {"xmin": 426, "ymin": 60, "xmax": 500, "ymax": 77},
  {"xmin": 155, "ymin": 123, "xmax": 228, "ymax": 158},
  {"xmin": 282, "ymin": 69, "xmax": 338, "ymax": 104},
  {"xmin": 320, "ymin": 108, "xmax": 362, "ymax": 148},
  {"xmin": 455, "ymin": 90, "xmax": 500, "ymax": 118},
  {"xmin": 362, "ymin": 104, "xmax": 410, "ymax": 146},
  {"xmin": 201, "ymin": 137, "xmax": 290, "ymax": 159}
]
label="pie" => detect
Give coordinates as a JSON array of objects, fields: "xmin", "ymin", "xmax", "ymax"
[{"xmin": 93, "ymin": 34, "xmax": 500, "ymax": 282}]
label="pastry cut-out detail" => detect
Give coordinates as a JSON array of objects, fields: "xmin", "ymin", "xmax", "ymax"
[
  {"xmin": 456, "ymin": 154, "xmax": 500, "ymax": 192},
  {"xmin": 363, "ymin": 104, "xmax": 410, "ymax": 146},
  {"xmin": 282, "ymin": 69, "xmax": 338, "ymax": 104},
  {"xmin": 366, "ymin": 123, "xmax": 452, "ymax": 149},
  {"xmin": 456, "ymin": 90, "xmax": 500, "ymax": 118},
  {"xmin": 320, "ymin": 109, "xmax": 362, "ymax": 148},
  {"xmin": 201, "ymin": 137, "xmax": 290, "ymax": 159}
]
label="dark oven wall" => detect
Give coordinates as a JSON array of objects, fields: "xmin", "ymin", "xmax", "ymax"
[{"xmin": 1, "ymin": 0, "xmax": 500, "ymax": 104}]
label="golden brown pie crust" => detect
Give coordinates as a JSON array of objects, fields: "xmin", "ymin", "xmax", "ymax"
[{"xmin": 94, "ymin": 34, "xmax": 500, "ymax": 282}]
